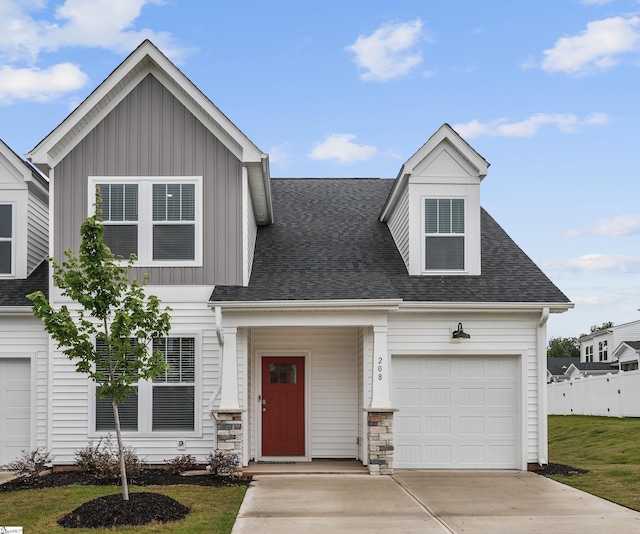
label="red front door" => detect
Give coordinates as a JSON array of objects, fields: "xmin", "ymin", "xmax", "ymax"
[{"xmin": 261, "ymin": 356, "xmax": 305, "ymax": 456}]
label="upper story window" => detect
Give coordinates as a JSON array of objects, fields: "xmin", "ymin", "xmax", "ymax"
[
  {"xmin": 91, "ymin": 177, "xmax": 202, "ymax": 266},
  {"xmin": 0, "ymin": 204, "xmax": 13, "ymax": 275},
  {"xmin": 424, "ymin": 198, "xmax": 465, "ymax": 271},
  {"xmin": 585, "ymin": 345, "xmax": 594, "ymax": 362},
  {"xmin": 599, "ymin": 340, "xmax": 608, "ymax": 361}
]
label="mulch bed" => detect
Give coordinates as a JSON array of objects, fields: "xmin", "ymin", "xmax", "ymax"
[
  {"xmin": 0, "ymin": 469, "xmax": 252, "ymax": 528},
  {"xmin": 539, "ymin": 462, "xmax": 589, "ymax": 476}
]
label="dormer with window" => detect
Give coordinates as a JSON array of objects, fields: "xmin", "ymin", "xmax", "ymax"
[
  {"xmin": 0, "ymin": 139, "xmax": 48, "ymax": 279},
  {"xmin": 380, "ymin": 124, "xmax": 488, "ymax": 276}
]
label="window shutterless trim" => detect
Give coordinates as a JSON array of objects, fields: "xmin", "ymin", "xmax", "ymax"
[
  {"xmin": 422, "ymin": 197, "xmax": 466, "ymax": 273},
  {"xmin": 0, "ymin": 203, "xmax": 15, "ymax": 276},
  {"xmin": 88, "ymin": 177, "xmax": 203, "ymax": 267}
]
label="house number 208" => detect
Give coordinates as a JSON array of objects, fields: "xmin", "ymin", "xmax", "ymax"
[{"xmin": 378, "ymin": 357, "xmax": 383, "ymax": 381}]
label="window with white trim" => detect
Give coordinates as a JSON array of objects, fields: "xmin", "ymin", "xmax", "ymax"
[
  {"xmin": 424, "ymin": 198, "xmax": 465, "ymax": 271},
  {"xmin": 92, "ymin": 177, "xmax": 201, "ymax": 266},
  {"xmin": 152, "ymin": 337, "xmax": 195, "ymax": 431},
  {"xmin": 585, "ymin": 345, "xmax": 594, "ymax": 362},
  {"xmin": 599, "ymin": 340, "xmax": 608, "ymax": 361},
  {"xmin": 94, "ymin": 336, "xmax": 196, "ymax": 433},
  {"xmin": 0, "ymin": 204, "xmax": 13, "ymax": 275}
]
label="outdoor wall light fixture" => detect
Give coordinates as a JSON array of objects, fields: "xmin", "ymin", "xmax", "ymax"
[{"xmin": 452, "ymin": 322, "xmax": 471, "ymax": 339}]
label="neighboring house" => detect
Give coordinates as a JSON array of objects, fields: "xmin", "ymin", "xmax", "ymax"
[
  {"xmin": 1, "ymin": 40, "xmax": 573, "ymax": 474},
  {"xmin": 0, "ymin": 139, "xmax": 49, "ymax": 465},
  {"xmin": 612, "ymin": 342, "xmax": 640, "ymax": 371},
  {"xmin": 546, "ymin": 357, "xmax": 579, "ymax": 383},
  {"xmin": 564, "ymin": 362, "xmax": 617, "ymax": 380},
  {"xmin": 579, "ymin": 319, "xmax": 640, "ymax": 363}
]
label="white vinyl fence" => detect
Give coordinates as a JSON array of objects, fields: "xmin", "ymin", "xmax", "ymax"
[{"xmin": 548, "ymin": 370, "xmax": 640, "ymax": 417}]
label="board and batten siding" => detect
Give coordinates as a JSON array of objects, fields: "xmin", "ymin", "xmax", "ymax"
[
  {"xmin": 250, "ymin": 327, "xmax": 359, "ymax": 459},
  {"xmin": 0, "ymin": 316, "xmax": 49, "ymax": 453},
  {"xmin": 27, "ymin": 192, "xmax": 48, "ymax": 274},
  {"xmin": 48, "ymin": 302, "xmax": 220, "ymax": 464},
  {"xmin": 386, "ymin": 312, "xmax": 541, "ymax": 465},
  {"xmin": 386, "ymin": 184, "xmax": 410, "ymax": 270},
  {"xmin": 53, "ymin": 73, "xmax": 244, "ymax": 286}
]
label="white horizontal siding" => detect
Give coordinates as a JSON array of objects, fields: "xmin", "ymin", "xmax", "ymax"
[
  {"xmin": 250, "ymin": 326, "xmax": 358, "ymax": 459},
  {"xmin": 386, "ymin": 185, "xmax": 410, "ymax": 269},
  {"xmin": 49, "ymin": 302, "xmax": 220, "ymax": 465},
  {"xmin": 27, "ymin": 194, "xmax": 48, "ymax": 274},
  {"xmin": 387, "ymin": 312, "xmax": 540, "ymax": 465}
]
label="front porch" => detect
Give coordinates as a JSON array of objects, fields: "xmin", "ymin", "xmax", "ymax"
[{"xmin": 212, "ymin": 307, "xmax": 399, "ymax": 475}]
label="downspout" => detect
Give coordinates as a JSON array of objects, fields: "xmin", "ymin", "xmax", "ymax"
[
  {"xmin": 208, "ymin": 306, "xmax": 224, "ymax": 450},
  {"xmin": 209, "ymin": 306, "xmax": 224, "ymax": 408},
  {"xmin": 537, "ymin": 307, "xmax": 550, "ymax": 467}
]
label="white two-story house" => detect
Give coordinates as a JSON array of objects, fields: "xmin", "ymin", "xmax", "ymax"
[{"xmin": 1, "ymin": 40, "xmax": 573, "ymax": 473}]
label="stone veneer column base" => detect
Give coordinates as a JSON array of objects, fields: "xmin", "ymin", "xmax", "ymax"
[
  {"xmin": 213, "ymin": 410, "xmax": 244, "ymax": 467},
  {"xmin": 365, "ymin": 408, "xmax": 397, "ymax": 475}
]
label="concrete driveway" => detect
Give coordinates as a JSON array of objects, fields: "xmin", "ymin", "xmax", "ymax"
[{"xmin": 232, "ymin": 470, "xmax": 640, "ymax": 533}]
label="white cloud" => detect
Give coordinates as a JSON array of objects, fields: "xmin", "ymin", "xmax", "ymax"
[
  {"xmin": 542, "ymin": 16, "xmax": 640, "ymax": 76},
  {"xmin": 0, "ymin": 63, "xmax": 88, "ymax": 104},
  {"xmin": 453, "ymin": 112, "xmax": 608, "ymax": 139},
  {"xmin": 581, "ymin": 0, "xmax": 614, "ymax": 5},
  {"xmin": 0, "ymin": 0, "xmax": 186, "ymax": 62},
  {"xmin": 346, "ymin": 19, "xmax": 425, "ymax": 81},
  {"xmin": 268, "ymin": 143, "xmax": 294, "ymax": 167},
  {"xmin": 546, "ymin": 254, "xmax": 640, "ymax": 273},
  {"xmin": 573, "ymin": 214, "xmax": 640, "ymax": 236},
  {"xmin": 309, "ymin": 134, "xmax": 377, "ymax": 163}
]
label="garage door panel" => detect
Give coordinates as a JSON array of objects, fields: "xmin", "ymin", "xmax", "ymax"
[
  {"xmin": 424, "ymin": 388, "xmax": 450, "ymax": 406},
  {"xmin": 393, "ymin": 356, "xmax": 518, "ymax": 469},
  {"xmin": 0, "ymin": 358, "xmax": 31, "ymax": 465}
]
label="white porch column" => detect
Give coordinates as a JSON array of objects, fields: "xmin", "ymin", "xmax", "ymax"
[
  {"xmin": 219, "ymin": 327, "xmax": 240, "ymax": 410},
  {"xmin": 370, "ymin": 325, "xmax": 392, "ymax": 409}
]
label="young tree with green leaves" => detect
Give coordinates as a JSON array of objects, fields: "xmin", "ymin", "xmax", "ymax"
[{"xmin": 28, "ymin": 210, "xmax": 171, "ymax": 500}]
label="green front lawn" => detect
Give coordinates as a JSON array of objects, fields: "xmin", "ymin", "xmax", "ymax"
[
  {"xmin": 548, "ymin": 415, "xmax": 640, "ymax": 512},
  {"xmin": 0, "ymin": 484, "xmax": 246, "ymax": 534}
]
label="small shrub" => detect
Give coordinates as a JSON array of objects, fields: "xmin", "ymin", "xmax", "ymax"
[
  {"xmin": 2, "ymin": 448, "xmax": 54, "ymax": 478},
  {"xmin": 74, "ymin": 435, "xmax": 144, "ymax": 480},
  {"xmin": 206, "ymin": 450, "xmax": 238, "ymax": 475},
  {"xmin": 164, "ymin": 454, "xmax": 197, "ymax": 474}
]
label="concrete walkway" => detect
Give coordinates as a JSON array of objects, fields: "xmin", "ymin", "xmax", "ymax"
[{"xmin": 232, "ymin": 470, "xmax": 640, "ymax": 533}]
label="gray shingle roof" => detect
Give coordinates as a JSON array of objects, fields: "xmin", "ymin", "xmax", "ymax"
[
  {"xmin": 623, "ymin": 341, "xmax": 640, "ymax": 351},
  {"xmin": 571, "ymin": 362, "xmax": 617, "ymax": 371},
  {"xmin": 547, "ymin": 357, "xmax": 580, "ymax": 376},
  {"xmin": 211, "ymin": 178, "xmax": 570, "ymax": 304},
  {"xmin": 0, "ymin": 261, "xmax": 48, "ymax": 307}
]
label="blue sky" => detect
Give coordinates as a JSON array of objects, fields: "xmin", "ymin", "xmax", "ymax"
[{"xmin": 1, "ymin": 0, "xmax": 639, "ymax": 339}]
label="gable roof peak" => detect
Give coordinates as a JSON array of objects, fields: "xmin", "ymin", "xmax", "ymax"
[
  {"xmin": 26, "ymin": 39, "xmax": 266, "ymax": 171},
  {"xmin": 380, "ymin": 123, "xmax": 489, "ymax": 222}
]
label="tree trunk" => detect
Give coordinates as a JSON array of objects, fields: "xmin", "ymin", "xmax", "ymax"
[{"xmin": 112, "ymin": 399, "xmax": 129, "ymax": 501}]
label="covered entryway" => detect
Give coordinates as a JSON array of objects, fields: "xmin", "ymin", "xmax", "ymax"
[
  {"xmin": 0, "ymin": 358, "xmax": 31, "ymax": 464},
  {"xmin": 393, "ymin": 355, "xmax": 519, "ymax": 468}
]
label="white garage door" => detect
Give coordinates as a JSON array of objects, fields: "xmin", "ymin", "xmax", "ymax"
[
  {"xmin": 393, "ymin": 356, "xmax": 519, "ymax": 469},
  {"xmin": 0, "ymin": 358, "xmax": 31, "ymax": 465}
]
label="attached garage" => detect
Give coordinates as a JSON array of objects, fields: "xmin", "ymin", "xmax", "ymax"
[
  {"xmin": 393, "ymin": 355, "xmax": 519, "ymax": 469},
  {"xmin": 0, "ymin": 358, "xmax": 31, "ymax": 465}
]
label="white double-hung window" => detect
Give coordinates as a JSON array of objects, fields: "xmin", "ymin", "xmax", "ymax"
[
  {"xmin": 91, "ymin": 177, "xmax": 202, "ymax": 266},
  {"xmin": 424, "ymin": 198, "xmax": 465, "ymax": 271},
  {"xmin": 94, "ymin": 336, "xmax": 197, "ymax": 434},
  {"xmin": 0, "ymin": 203, "xmax": 13, "ymax": 275}
]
